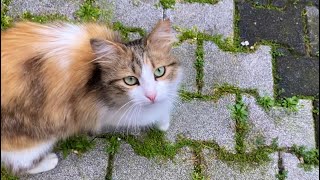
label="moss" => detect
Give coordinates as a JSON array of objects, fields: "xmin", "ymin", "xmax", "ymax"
[
  {"xmin": 75, "ymin": 0, "xmax": 101, "ymax": 22},
  {"xmin": 257, "ymin": 96, "xmax": 276, "ymax": 111},
  {"xmin": 179, "ymin": 84, "xmax": 259, "ymax": 102},
  {"xmin": 105, "ymin": 136, "xmax": 121, "ymax": 180},
  {"xmin": 281, "ymin": 96, "xmax": 299, "ymax": 112},
  {"xmin": 195, "ymin": 39, "xmax": 205, "ymax": 92},
  {"xmin": 1, "ymin": 166, "xmax": 19, "ymax": 180},
  {"xmin": 290, "ymin": 145, "xmax": 319, "ymax": 171},
  {"xmin": 159, "ymin": 0, "xmax": 176, "ymax": 9},
  {"xmin": 20, "ymin": 12, "xmax": 68, "ymax": 23},
  {"xmin": 301, "ymin": 8, "xmax": 311, "ymax": 56},
  {"xmin": 229, "ymin": 96, "xmax": 250, "ymax": 153},
  {"xmin": 1, "ymin": 0, "xmax": 13, "ymax": 30},
  {"xmin": 276, "ymin": 170, "xmax": 288, "ymax": 180},
  {"xmin": 112, "ymin": 21, "xmax": 146, "ymax": 42},
  {"xmin": 176, "ymin": 27, "xmax": 254, "ymax": 53},
  {"xmin": 184, "ymin": 0, "xmax": 219, "ymax": 4},
  {"xmin": 54, "ymin": 134, "xmax": 95, "ymax": 158},
  {"xmin": 123, "ymin": 129, "xmax": 179, "ymax": 159}
]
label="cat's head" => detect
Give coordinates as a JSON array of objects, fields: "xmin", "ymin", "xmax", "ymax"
[{"xmin": 90, "ymin": 19, "xmax": 182, "ymax": 108}]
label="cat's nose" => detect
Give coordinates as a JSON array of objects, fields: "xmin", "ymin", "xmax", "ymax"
[{"xmin": 145, "ymin": 93, "xmax": 156, "ymax": 103}]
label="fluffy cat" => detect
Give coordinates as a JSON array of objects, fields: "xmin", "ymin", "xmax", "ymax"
[{"xmin": 1, "ymin": 19, "xmax": 182, "ymax": 174}]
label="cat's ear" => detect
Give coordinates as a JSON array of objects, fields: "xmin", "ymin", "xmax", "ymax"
[
  {"xmin": 90, "ymin": 38, "xmax": 126, "ymax": 62},
  {"xmin": 146, "ymin": 19, "xmax": 177, "ymax": 53}
]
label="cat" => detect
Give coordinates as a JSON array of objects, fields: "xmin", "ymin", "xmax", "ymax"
[{"xmin": 1, "ymin": 19, "xmax": 182, "ymax": 174}]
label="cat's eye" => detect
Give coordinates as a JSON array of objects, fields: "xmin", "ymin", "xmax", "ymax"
[
  {"xmin": 123, "ymin": 76, "xmax": 139, "ymax": 86},
  {"xmin": 154, "ymin": 66, "xmax": 166, "ymax": 78}
]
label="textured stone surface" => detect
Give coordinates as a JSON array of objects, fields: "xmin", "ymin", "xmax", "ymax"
[
  {"xmin": 165, "ymin": 0, "xmax": 234, "ymax": 38},
  {"xmin": 276, "ymin": 56, "xmax": 319, "ymax": 97},
  {"xmin": 172, "ymin": 42, "xmax": 197, "ymax": 92},
  {"xmin": 7, "ymin": 0, "xmax": 82, "ymax": 19},
  {"xmin": 243, "ymin": 96, "xmax": 316, "ymax": 149},
  {"xmin": 238, "ymin": 2, "xmax": 306, "ymax": 54},
  {"xmin": 203, "ymin": 42, "xmax": 273, "ymax": 97},
  {"xmin": 112, "ymin": 143, "xmax": 193, "ymax": 180},
  {"xmin": 21, "ymin": 139, "xmax": 108, "ymax": 180},
  {"xmin": 306, "ymin": 6, "xmax": 319, "ymax": 56},
  {"xmin": 282, "ymin": 153, "xmax": 319, "ymax": 180},
  {"xmin": 168, "ymin": 95, "xmax": 236, "ymax": 151},
  {"xmin": 103, "ymin": 0, "xmax": 162, "ymax": 32},
  {"xmin": 204, "ymin": 151, "xmax": 279, "ymax": 180}
]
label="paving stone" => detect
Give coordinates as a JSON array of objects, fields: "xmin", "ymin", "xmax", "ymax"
[
  {"xmin": 165, "ymin": 0, "xmax": 234, "ymax": 38},
  {"xmin": 203, "ymin": 42, "xmax": 273, "ymax": 97},
  {"xmin": 243, "ymin": 95, "xmax": 316, "ymax": 149},
  {"xmin": 7, "ymin": 0, "xmax": 82, "ymax": 20},
  {"xmin": 112, "ymin": 143, "xmax": 194, "ymax": 180},
  {"xmin": 238, "ymin": 2, "xmax": 306, "ymax": 54},
  {"xmin": 172, "ymin": 42, "xmax": 197, "ymax": 92},
  {"xmin": 282, "ymin": 153, "xmax": 319, "ymax": 180},
  {"xmin": 306, "ymin": 6, "xmax": 319, "ymax": 56},
  {"xmin": 276, "ymin": 56, "xmax": 319, "ymax": 97},
  {"xmin": 167, "ymin": 95, "xmax": 236, "ymax": 152},
  {"xmin": 204, "ymin": 151, "xmax": 279, "ymax": 180},
  {"xmin": 21, "ymin": 139, "xmax": 108, "ymax": 180},
  {"xmin": 100, "ymin": 0, "xmax": 162, "ymax": 32}
]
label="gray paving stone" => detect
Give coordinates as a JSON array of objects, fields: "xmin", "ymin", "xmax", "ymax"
[
  {"xmin": 165, "ymin": 0, "xmax": 234, "ymax": 38},
  {"xmin": 167, "ymin": 95, "xmax": 236, "ymax": 152},
  {"xmin": 100, "ymin": 0, "xmax": 162, "ymax": 32},
  {"xmin": 243, "ymin": 95, "xmax": 316, "ymax": 149},
  {"xmin": 203, "ymin": 42, "xmax": 274, "ymax": 97},
  {"xmin": 21, "ymin": 139, "xmax": 108, "ymax": 180},
  {"xmin": 172, "ymin": 42, "xmax": 197, "ymax": 92},
  {"xmin": 282, "ymin": 153, "xmax": 319, "ymax": 180},
  {"xmin": 7, "ymin": 0, "xmax": 82, "ymax": 20},
  {"xmin": 306, "ymin": 6, "xmax": 319, "ymax": 56},
  {"xmin": 204, "ymin": 151, "xmax": 279, "ymax": 180},
  {"xmin": 112, "ymin": 143, "xmax": 193, "ymax": 180}
]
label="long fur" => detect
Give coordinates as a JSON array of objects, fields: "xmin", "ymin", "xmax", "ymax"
[{"xmin": 1, "ymin": 19, "xmax": 182, "ymax": 174}]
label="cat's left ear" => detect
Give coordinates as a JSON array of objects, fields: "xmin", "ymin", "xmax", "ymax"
[{"xmin": 146, "ymin": 19, "xmax": 177, "ymax": 53}]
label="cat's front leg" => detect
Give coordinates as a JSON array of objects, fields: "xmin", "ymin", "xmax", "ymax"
[{"xmin": 155, "ymin": 114, "xmax": 171, "ymax": 132}]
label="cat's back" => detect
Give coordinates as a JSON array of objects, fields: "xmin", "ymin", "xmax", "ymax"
[{"xmin": 1, "ymin": 22, "xmax": 117, "ymax": 107}]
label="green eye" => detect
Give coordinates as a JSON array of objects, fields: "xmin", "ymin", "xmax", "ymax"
[
  {"xmin": 123, "ymin": 76, "xmax": 139, "ymax": 86},
  {"xmin": 154, "ymin": 66, "xmax": 166, "ymax": 78}
]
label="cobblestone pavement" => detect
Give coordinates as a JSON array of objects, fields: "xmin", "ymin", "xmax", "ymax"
[{"xmin": 1, "ymin": 0, "xmax": 319, "ymax": 179}]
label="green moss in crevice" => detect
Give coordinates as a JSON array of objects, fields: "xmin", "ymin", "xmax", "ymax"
[
  {"xmin": 301, "ymin": 8, "xmax": 311, "ymax": 56},
  {"xmin": 176, "ymin": 27, "xmax": 254, "ymax": 53},
  {"xmin": 192, "ymin": 149, "xmax": 207, "ymax": 180},
  {"xmin": 159, "ymin": 0, "xmax": 176, "ymax": 9},
  {"xmin": 54, "ymin": 134, "xmax": 95, "ymax": 158},
  {"xmin": 1, "ymin": 0, "xmax": 13, "ymax": 30},
  {"xmin": 112, "ymin": 21, "xmax": 146, "ymax": 42},
  {"xmin": 229, "ymin": 96, "xmax": 250, "ymax": 154},
  {"xmin": 20, "ymin": 12, "xmax": 68, "ymax": 23},
  {"xmin": 276, "ymin": 170, "xmax": 288, "ymax": 180},
  {"xmin": 105, "ymin": 136, "xmax": 121, "ymax": 180},
  {"xmin": 1, "ymin": 166, "xmax": 19, "ymax": 180},
  {"xmin": 179, "ymin": 84, "xmax": 259, "ymax": 102},
  {"xmin": 195, "ymin": 39, "xmax": 205, "ymax": 92},
  {"xmin": 75, "ymin": 0, "xmax": 102, "ymax": 22},
  {"xmin": 184, "ymin": 0, "xmax": 219, "ymax": 4},
  {"xmin": 290, "ymin": 145, "xmax": 319, "ymax": 171}
]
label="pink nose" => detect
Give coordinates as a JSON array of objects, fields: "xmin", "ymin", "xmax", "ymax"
[{"xmin": 145, "ymin": 93, "xmax": 156, "ymax": 103}]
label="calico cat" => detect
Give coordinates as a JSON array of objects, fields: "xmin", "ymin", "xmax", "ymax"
[{"xmin": 1, "ymin": 19, "xmax": 182, "ymax": 174}]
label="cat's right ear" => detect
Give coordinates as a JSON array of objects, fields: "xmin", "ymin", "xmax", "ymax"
[{"xmin": 90, "ymin": 38, "xmax": 126, "ymax": 62}]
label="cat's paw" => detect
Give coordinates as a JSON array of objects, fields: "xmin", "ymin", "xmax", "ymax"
[
  {"xmin": 156, "ymin": 121, "xmax": 170, "ymax": 132},
  {"xmin": 27, "ymin": 153, "xmax": 59, "ymax": 174}
]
